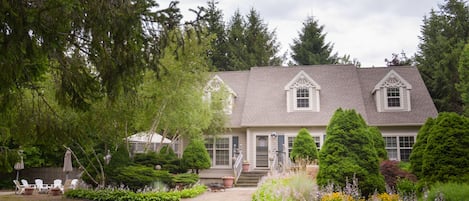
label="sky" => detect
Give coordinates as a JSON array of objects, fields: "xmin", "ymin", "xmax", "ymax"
[{"xmin": 158, "ymin": 0, "xmax": 445, "ymax": 67}]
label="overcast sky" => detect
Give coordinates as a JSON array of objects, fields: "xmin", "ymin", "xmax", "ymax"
[{"xmin": 158, "ymin": 0, "xmax": 444, "ymax": 67}]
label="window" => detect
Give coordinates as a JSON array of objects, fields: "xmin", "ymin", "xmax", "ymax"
[
  {"xmin": 383, "ymin": 136, "xmax": 414, "ymax": 161},
  {"xmin": 296, "ymin": 88, "xmax": 310, "ymax": 108},
  {"xmin": 285, "ymin": 71, "xmax": 321, "ymax": 112},
  {"xmin": 205, "ymin": 137, "xmax": 231, "ymax": 167},
  {"xmin": 387, "ymin": 88, "xmax": 401, "ymax": 107}
]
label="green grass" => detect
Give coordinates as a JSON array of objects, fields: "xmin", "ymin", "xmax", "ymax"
[{"xmin": 425, "ymin": 182, "xmax": 469, "ymax": 201}]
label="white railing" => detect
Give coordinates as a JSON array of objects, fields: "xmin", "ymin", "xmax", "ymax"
[{"xmin": 233, "ymin": 152, "xmax": 243, "ymax": 183}]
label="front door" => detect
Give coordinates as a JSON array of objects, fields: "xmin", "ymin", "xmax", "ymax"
[{"xmin": 256, "ymin": 136, "xmax": 269, "ymax": 168}]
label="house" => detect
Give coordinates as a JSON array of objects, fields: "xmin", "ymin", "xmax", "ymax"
[{"xmin": 194, "ymin": 65, "xmax": 437, "ymax": 183}]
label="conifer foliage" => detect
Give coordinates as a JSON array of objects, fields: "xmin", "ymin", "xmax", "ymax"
[
  {"xmin": 290, "ymin": 128, "xmax": 318, "ymax": 164},
  {"xmin": 182, "ymin": 138, "xmax": 211, "ymax": 174},
  {"xmin": 409, "ymin": 112, "xmax": 469, "ymax": 184},
  {"xmin": 317, "ymin": 108, "xmax": 385, "ymax": 197}
]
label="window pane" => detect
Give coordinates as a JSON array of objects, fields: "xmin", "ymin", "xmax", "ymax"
[
  {"xmin": 387, "ymin": 88, "xmax": 401, "ymax": 107},
  {"xmin": 297, "ymin": 99, "xmax": 309, "ymax": 108},
  {"xmin": 383, "ymin": 137, "xmax": 397, "ymax": 148},
  {"xmin": 399, "ymin": 136, "xmax": 414, "ymax": 148},
  {"xmin": 215, "ymin": 150, "xmax": 230, "ymax": 165},
  {"xmin": 216, "ymin": 138, "xmax": 229, "ymax": 149},
  {"xmin": 297, "ymin": 88, "xmax": 309, "ymax": 97},
  {"xmin": 313, "ymin": 136, "xmax": 320, "ymax": 149},
  {"xmin": 288, "ymin": 137, "xmax": 295, "ymax": 155},
  {"xmin": 400, "ymin": 149, "xmax": 411, "ymax": 162},
  {"xmin": 296, "ymin": 88, "xmax": 310, "ymax": 108},
  {"xmin": 387, "ymin": 149, "xmax": 398, "ymax": 160}
]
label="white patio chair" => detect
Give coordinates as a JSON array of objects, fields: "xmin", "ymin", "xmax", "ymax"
[
  {"xmin": 52, "ymin": 179, "xmax": 64, "ymax": 193},
  {"xmin": 13, "ymin": 180, "xmax": 25, "ymax": 194},
  {"xmin": 34, "ymin": 179, "xmax": 50, "ymax": 194},
  {"xmin": 20, "ymin": 179, "xmax": 36, "ymax": 188},
  {"xmin": 70, "ymin": 179, "xmax": 79, "ymax": 190}
]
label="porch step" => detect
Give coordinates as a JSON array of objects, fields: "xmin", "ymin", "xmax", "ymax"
[{"xmin": 235, "ymin": 171, "xmax": 268, "ymax": 187}]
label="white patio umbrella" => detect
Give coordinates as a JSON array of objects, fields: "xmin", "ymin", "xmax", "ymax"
[
  {"xmin": 63, "ymin": 149, "xmax": 73, "ymax": 180},
  {"xmin": 14, "ymin": 155, "xmax": 24, "ymax": 181}
]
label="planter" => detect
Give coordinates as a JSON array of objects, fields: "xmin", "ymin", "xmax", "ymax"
[
  {"xmin": 222, "ymin": 176, "xmax": 234, "ymax": 188},
  {"xmin": 242, "ymin": 163, "xmax": 250, "ymax": 172},
  {"xmin": 50, "ymin": 188, "xmax": 61, "ymax": 196},
  {"xmin": 23, "ymin": 187, "xmax": 35, "ymax": 195}
]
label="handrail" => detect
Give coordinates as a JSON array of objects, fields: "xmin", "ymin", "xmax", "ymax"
[{"xmin": 233, "ymin": 152, "xmax": 243, "ymax": 183}]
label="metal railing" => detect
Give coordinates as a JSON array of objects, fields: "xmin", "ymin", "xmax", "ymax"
[{"xmin": 233, "ymin": 152, "xmax": 243, "ymax": 183}]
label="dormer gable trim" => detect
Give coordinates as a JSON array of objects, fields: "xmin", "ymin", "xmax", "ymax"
[
  {"xmin": 205, "ymin": 75, "xmax": 237, "ymax": 97},
  {"xmin": 373, "ymin": 70, "xmax": 412, "ymax": 94},
  {"xmin": 284, "ymin": 70, "xmax": 321, "ymax": 90}
]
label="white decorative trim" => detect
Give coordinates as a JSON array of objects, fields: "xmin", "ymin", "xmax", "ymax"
[
  {"xmin": 373, "ymin": 70, "xmax": 412, "ymax": 112},
  {"xmin": 373, "ymin": 70, "xmax": 412, "ymax": 93},
  {"xmin": 284, "ymin": 71, "xmax": 321, "ymax": 112},
  {"xmin": 284, "ymin": 71, "xmax": 321, "ymax": 90},
  {"xmin": 204, "ymin": 75, "xmax": 237, "ymax": 114}
]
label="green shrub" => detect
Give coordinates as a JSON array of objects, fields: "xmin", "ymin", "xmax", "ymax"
[
  {"xmin": 426, "ymin": 182, "xmax": 469, "ymax": 201},
  {"xmin": 290, "ymin": 128, "xmax": 318, "ymax": 165},
  {"xmin": 317, "ymin": 108, "xmax": 385, "ymax": 197},
  {"xmin": 367, "ymin": 127, "xmax": 387, "ymax": 160},
  {"xmin": 64, "ymin": 185, "xmax": 206, "ymax": 201},
  {"xmin": 114, "ymin": 165, "xmax": 172, "ymax": 191},
  {"xmin": 172, "ymin": 173, "xmax": 199, "ymax": 187},
  {"xmin": 396, "ymin": 178, "xmax": 416, "ymax": 198},
  {"xmin": 134, "ymin": 146, "xmax": 187, "ymax": 174},
  {"xmin": 182, "ymin": 138, "xmax": 211, "ymax": 174},
  {"xmin": 410, "ymin": 113, "xmax": 469, "ymax": 185}
]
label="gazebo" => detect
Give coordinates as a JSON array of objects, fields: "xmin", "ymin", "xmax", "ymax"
[{"xmin": 127, "ymin": 132, "xmax": 172, "ymax": 153}]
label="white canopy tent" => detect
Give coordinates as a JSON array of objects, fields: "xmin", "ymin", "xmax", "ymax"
[{"xmin": 127, "ymin": 132, "xmax": 172, "ymax": 153}]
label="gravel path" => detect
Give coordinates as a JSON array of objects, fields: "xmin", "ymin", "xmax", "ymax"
[{"xmin": 182, "ymin": 187, "xmax": 257, "ymax": 201}]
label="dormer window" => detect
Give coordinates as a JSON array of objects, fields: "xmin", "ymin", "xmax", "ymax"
[
  {"xmin": 204, "ymin": 75, "xmax": 237, "ymax": 114},
  {"xmin": 386, "ymin": 87, "xmax": 401, "ymax": 108},
  {"xmin": 285, "ymin": 71, "xmax": 321, "ymax": 112},
  {"xmin": 373, "ymin": 70, "xmax": 412, "ymax": 112},
  {"xmin": 296, "ymin": 88, "xmax": 310, "ymax": 108}
]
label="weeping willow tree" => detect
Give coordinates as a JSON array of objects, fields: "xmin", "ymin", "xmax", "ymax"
[{"xmin": 0, "ymin": 0, "xmax": 213, "ymax": 175}]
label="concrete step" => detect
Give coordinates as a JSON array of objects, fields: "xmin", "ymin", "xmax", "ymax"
[{"xmin": 235, "ymin": 171, "xmax": 268, "ymax": 187}]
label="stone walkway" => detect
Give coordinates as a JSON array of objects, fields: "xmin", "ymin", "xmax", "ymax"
[{"xmin": 182, "ymin": 187, "xmax": 257, "ymax": 201}]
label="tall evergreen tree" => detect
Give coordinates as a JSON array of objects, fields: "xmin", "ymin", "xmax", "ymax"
[
  {"xmin": 226, "ymin": 10, "xmax": 248, "ymax": 71},
  {"xmin": 291, "ymin": 16, "xmax": 338, "ymax": 65},
  {"xmin": 457, "ymin": 43, "xmax": 469, "ymax": 116},
  {"xmin": 225, "ymin": 9, "xmax": 282, "ymax": 70},
  {"xmin": 244, "ymin": 8, "xmax": 282, "ymax": 67},
  {"xmin": 416, "ymin": 0, "xmax": 469, "ymax": 113},
  {"xmin": 204, "ymin": 0, "xmax": 229, "ymax": 71}
]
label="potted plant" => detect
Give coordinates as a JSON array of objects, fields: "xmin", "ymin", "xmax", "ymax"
[
  {"xmin": 24, "ymin": 187, "xmax": 34, "ymax": 195},
  {"xmin": 242, "ymin": 160, "xmax": 250, "ymax": 172},
  {"xmin": 221, "ymin": 176, "xmax": 234, "ymax": 188},
  {"xmin": 50, "ymin": 187, "xmax": 61, "ymax": 196}
]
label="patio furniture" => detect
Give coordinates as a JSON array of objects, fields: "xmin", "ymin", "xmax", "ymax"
[
  {"xmin": 13, "ymin": 180, "xmax": 25, "ymax": 195},
  {"xmin": 52, "ymin": 179, "xmax": 64, "ymax": 193},
  {"xmin": 34, "ymin": 179, "xmax": 50, "ymax": 194},
  {"xmin": 20, "ymin": 179, "xmax": 36, "ymax": 189},
  {"xmin": 70, "ymin": 179, "xmax": 79, "ymax": 190}
]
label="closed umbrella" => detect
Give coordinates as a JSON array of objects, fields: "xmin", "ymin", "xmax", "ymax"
[
  {"xmin": 14, "ymin": 155, "xmax": 24, "ymax": 181},
  {"xmin": 63, "ymin": 149, "xmax": 73, "ymax": 180}
]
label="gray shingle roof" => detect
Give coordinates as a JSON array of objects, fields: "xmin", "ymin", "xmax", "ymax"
[{"xmin": 214, "ymin": 65, "xmax": 438, "ymax": 127}]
